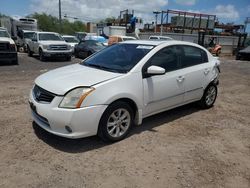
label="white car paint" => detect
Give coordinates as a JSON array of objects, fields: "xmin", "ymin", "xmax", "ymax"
[
  {"xmin": 149, "ymin": 35, "xmax": 173, "ymax": 40},
  {"xmin": 27, "ymin": 31, "xmax": 72, "ymax": 55},
  {"xmin": 29, "ymin": 40, "xmax": 220, "ymax": 139},
  {"xmin": 62, "ymin": 35, "xmax": 79, "ymax": 49}
]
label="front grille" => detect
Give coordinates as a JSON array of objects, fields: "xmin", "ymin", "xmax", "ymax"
[
  {"xmin": 49, "ymin": 45, "xmax": 68, "ymax": 51},
  {"xmin": 0, "ymin": 42, "xmax": 9, "ymax": 51},
  {"xmin": 33, "ymin": 85, "xmax": 56, "ymax": 103}
]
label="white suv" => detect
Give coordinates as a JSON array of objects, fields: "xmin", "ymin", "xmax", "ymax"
[{"xmin": 29, "ymin": 40, "xmax": 220, "ymax": 141}]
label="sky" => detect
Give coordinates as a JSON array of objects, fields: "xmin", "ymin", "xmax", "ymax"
[{"xmin": 0, "ymin": 0, "xmax": 249, "ymax": 32}]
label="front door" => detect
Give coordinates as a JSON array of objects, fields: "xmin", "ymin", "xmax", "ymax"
[{"xmin": 142, "ymin": 46, "xmax": 185, "ymax": 116}]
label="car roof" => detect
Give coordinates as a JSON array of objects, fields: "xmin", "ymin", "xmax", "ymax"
[
  {"xmin": 110, "ymin": 35, "xmax": 135, "ymax": 39},
  {"xmin": 122, "ymin": 40, "xmax": 203, "ymax": 48},
  {"xmin": 37, "ymin": 31, "xmax": 59, "ymax": 35},
  {"xmin": 149, "ymin": 35, "xmax": 172, "ymax": 38},
  {"xmin": 62, "ymin": 35, "xmax": 76, "ymax": 38}
]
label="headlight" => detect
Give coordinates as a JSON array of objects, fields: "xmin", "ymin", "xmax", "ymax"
[
  {"xmin": 67, "ymin": 45, "xmax": 71, "ymax": 50},
  {"xmin": 9, "ymin": 44, "xmax": 16, "ymax": 51},
  {"xmin": 59, "ymin": 87, "xmax": 95, "ymax": 108}
]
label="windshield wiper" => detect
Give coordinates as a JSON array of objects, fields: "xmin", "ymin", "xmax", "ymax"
[{"xmin": 84, "ymin": 63, "xmax": 125, "ymax": 73}]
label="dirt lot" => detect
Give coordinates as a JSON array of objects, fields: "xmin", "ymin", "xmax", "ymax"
[{"xmin": 0, "ymin": 54, "xmax": 249, "ymax": 188}]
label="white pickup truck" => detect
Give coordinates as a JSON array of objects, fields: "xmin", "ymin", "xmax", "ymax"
[
  {"xmin": 27, "ymin": 31, "xmax": 72, "ymax": 61},
  {"xmin": 0, "ymin": 27, "xmax": 18, "ymax": 65}
]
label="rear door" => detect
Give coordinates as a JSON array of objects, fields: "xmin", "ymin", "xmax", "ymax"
[
  {"xmin": 178, "ymin": 45, "xmax": 210, "ymax": 102},
  {"xmin": 142, "ymin": 46, "xmax": 185, "ymax": 116}
]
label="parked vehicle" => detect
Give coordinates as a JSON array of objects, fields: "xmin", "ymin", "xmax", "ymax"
[
  {"xmin": 62, "ymin": 35, "xmax": 79, "ymax": 52},
  {"xmin": 108, "ymin": 35, "xmax": 136, "ymax": 45},
  {"xmin": 84, "ymin": 35, "xmax": 108, "ymax": 46},
  {"xmin": 75, "ymin": 32, "xmax": 87, "ymax": 41},
  {"xmin": 236, "ymin": 36, "xmax": 250, "ymax": 60},
  {"xmin": 18, "ymin": 30, "xmax": 36, "ymax": 52},
  {"xmin": 149, "ymin": 35, "xmax": 173, "ymax": 40},
  {"xmin": 207, "ymin": 37, "xmax": 222, "ymax": 56},
  {"xmin": 0, "ymin": 27, "xmax": 18, "ymax": 65},
  {"xmin": 74, "ymin": 40, "xmax": 105, "ymax": 59},
  {"xmin": 99, "ymin": 26, "xmax": 126, "ymax": 37},
  {"xmin": 29, "ymin": 40, "xmax": 220, "ymax": 142},
  {"xmin": 1, "ymin": 17, "xmax": 37, "ymax": 51},
  {"xmin": 27, "ymin": 32, "xmax": 72, "ymax": 61}
]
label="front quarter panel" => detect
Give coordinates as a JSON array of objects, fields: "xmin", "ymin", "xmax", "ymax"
[{"xmin": 81, "ymin": 72, "xmax": 144, "ymax": 111}]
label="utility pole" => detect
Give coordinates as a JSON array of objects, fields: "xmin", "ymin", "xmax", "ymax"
[
  {"xmin": 153, "ymin": 11, "xmax": 161, "ymax": 33},
  {"xmin": 59, "ymin": 0, "xmax": 62, "ymax": 33}
]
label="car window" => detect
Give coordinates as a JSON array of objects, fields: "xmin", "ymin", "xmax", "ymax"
[
  {"xmin": 39, "ymin": 33, "xmax": 63, "ymax": 41},
  {"xmin": 180, "ymin": 45, "xmax": 208, "ymax": 68},
  {"xmin": 149, "ymin": 36, "xmax": 158, "ymax": 39},
  {"xmin": 0, "ymin": 30, "xmax": 10, "ymax": 38},
  {"xmin": 32, "ymin": 33, "xmax": 37, "ymax": 41},
  {"xmin": 148, "ymin": 46, "xmax": 180, "ymax": 72}
]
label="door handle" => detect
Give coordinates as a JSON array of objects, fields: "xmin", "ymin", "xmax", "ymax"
[
  {"xmin": 204, "ymin": 68, "xmax": 210, "ymax": 75},
  {"xmin": 176, "ymin": 76, "xmax": 185, "ymax": 83}
]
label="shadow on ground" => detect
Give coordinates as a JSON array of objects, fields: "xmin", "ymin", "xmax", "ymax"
[{"xmin": 33, "ymin": 103, "xmax": 200, "ymax": 153}]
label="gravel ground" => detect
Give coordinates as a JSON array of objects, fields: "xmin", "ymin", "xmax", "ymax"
[{"xmin": 0, "ymin": 54, "xmax": 249, "ymax": 188}]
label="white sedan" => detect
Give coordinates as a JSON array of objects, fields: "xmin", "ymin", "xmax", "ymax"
[{"xmin": 29, "ymin": 40, "xmax": 220, "ymax": 142}]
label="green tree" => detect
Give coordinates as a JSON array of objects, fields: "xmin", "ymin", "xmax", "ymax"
[{"xmin": 29, "ymin": 12, "xmax": 86, "ymax": 34}]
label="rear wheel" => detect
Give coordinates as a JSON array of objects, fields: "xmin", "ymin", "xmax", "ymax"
[
  {"xmin": 216, "ymin": 49, "xmax": 221, "ymax": 56},
  {"xmin": 199, "ymin": 84, "xmax": 217, "ymax": 109},
  {"xmin": 98, "ymin": 101, "xmax": 134, "ymax": 142}
]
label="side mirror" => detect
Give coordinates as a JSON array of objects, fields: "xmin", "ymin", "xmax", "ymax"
[
  {"xmin": 144, "ymin": 65, "xmax": 165, "ymax": 78},
  {"xmin": 32, "ymin": 38, "xmax": 37, "ymax": 42}
]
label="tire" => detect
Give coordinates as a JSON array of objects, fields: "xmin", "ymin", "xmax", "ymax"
[
  {"xmin": 39, "ymin": 49, "xmax": 46, "ymax": 62},
  {"xmin": 66, "ymin": 56, "xmax": 71, "ymax": 61},
  {"xmin": 199, "ymin": 84, "xmax": 218, "ymax": 109},
  {"xmin": 98, "ymin": 101, "xmax": 134, "ymax": 142},
  {"xmin": 87, "ymin": 51, "xmax": 92, "ymax": 57},
  {"xmin": 27, "ymin": 46, "xmax": 33, "ymax": 57},
  {"xmin": 216, "ymin": 49, "xmax": 221, "ymax": 56}
]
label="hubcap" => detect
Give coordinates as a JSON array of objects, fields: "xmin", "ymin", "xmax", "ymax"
[
  {"xmin": 205, "ymin": 86, "xmax": 216, "ymax": 106},
  {"xmin": 107, "ymin": 108, "xmax": 131, "ymax": 138}
]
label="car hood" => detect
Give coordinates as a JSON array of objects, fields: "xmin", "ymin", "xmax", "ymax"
[
  {"xmin": 239, "ymin": 46, "xmax": 250, "ymax": 53},
  {"xmin": 35, "ymin": 64, "xmax": 123, "ymax": 95},
  {"xmin": 0, "ymin": 37, "xmax": 15, "ymax": 44}
]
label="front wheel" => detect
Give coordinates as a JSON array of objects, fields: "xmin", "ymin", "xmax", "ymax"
[
  {"xmin": 199, "ymin": 84, "xmax": 218, "ymax": 109},
  {"xmin": 39, "ymin": 49, "xmax": 46, "ymax": 62},
  {"xmin": 98, "ymin": 101, "xmax": 134, "ymax": 142},
  {"xmin": 66, "ymin": 56, "xmax": 71, "ymax": 61}
]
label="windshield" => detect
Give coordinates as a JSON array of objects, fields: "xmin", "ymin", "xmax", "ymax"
[
  {"xmin": 63, "ymin": 36, "xmax": 79, "ymax": 43},
  {"xmin": 39, "ymin": 33, "xmax": 63, "ymax": 41},
  {"xmin": 24, "ymin": 32, "xmax": 35, "ymax": 39},
  {"xmin": 0, "ymin": 30, "xmax": 10, "ymax": 38},
  {"xmin": 85, "ymin": 40, "xmax": 104, "ymax": 47},
  {"xmin": 81, "ymin": 43, "xmax": 154, "ymax": 73}
]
